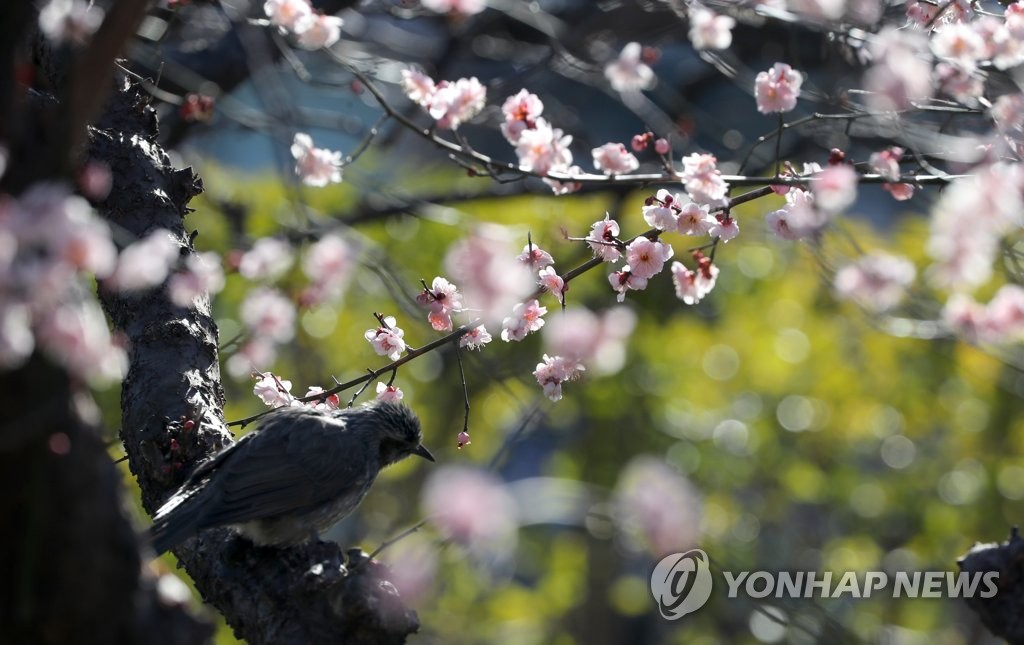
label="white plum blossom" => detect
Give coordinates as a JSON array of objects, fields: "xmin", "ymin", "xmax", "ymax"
[
  {"xmin": 39, "ymin": 0, "xmax": 104, "ymax": 45},
  {"xmin": 709, "ymin": 214, "xmax": 740, "ymax": 242},
  {"xmin": 688, "ymin": 6, "xmax": 734, "ymax": 50},
  {"xmin": 291, "ymin": 133, "xmax": 343, "ymax": 187},
  {"xmin": 364, "ymin": 316, "xmax": 406, "ymax": 360},
  {"xmin": 605, "ymin": 42, "xmax": 655, "ymax": 92},
  {"xmin": 429, "ymin": 77, "xmax": 487, "ymax": 130}
]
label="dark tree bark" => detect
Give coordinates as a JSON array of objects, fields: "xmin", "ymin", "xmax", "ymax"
[{"xmin": 91, "ymin": 73, "xmax": 419, "ymax": 645}]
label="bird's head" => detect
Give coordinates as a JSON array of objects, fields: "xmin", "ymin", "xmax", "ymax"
[{"xmin": 363, "ymin": 401, "xmax": 435, "ymax": 467}]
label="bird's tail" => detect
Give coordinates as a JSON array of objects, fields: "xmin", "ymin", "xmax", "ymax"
[{"xmin": 148, "ymin": 488, "xmax": 206, "ymax": 555}]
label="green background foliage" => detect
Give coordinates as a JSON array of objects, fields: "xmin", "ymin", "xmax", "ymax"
[{"xmin": 120, "ymin": 165, "xmax": 1019, "ymax": 644}]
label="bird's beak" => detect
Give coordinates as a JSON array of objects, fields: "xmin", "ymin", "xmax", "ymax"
[{"xmin": 413, "ymin": 443, "xmax": 435, "ymax": 462}]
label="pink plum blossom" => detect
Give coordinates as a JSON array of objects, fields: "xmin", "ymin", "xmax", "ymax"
[
  {"xmin": 364, "ymin": 315, "xmax": 406, "ymax": 360},
  {"xmin": 542, "ymin": 306, "xmax": 636, "ymax": 375},
  {"xmin": 675, "ymin": 201, "xmax": 716, "ymax": 236},
  {"xmin": 254, "ymin": 372, "xmax": 294, "ymax": 408},
  {"xmin": 429, "ymin": 77, "xmax": 487, "ymax": 130},
  {"xmin": 304, "ymin": 386, "xmax": 340, "ymax": 410},
  {"xmin": 421, "ymin": 0, "xmax": 485, "ymax": 15},
  {"xmin": 654, "ymin": 138, "xmax": 670, "ymax": 155},
  {"xmin": 421, "ymin": 466, "xmax": 518, "ymax": 555},
  {"xmin": 515, "ymin": 118, "xmax": 574, "ymax": 176},
  {"xmin": 671, "ymin": 253, "xmax": 719, "ymax": 305},
  {"xmin": 605, "ymin": 42, "xmax": 655, "ymax": 92},
  {"xmin": 613, "ymin": 456, "xmax": 701, "ymax": 557},
  {"xmin": 517, "ymin": 243, "xmax": 554, "ymax": 269},
  {"xmin": 291, "ymin": 133, "xmax": 343, "ymax": 187},
  {"xmin": 586, "ymin": 214, "xmax": 623, "ymax": 262},
  {"xmin": 35, "ymin": 301, "xmax": 127, "ymax": 383},
  {"xmin": 301, "ymin": 234, "xmax": 351, "ymax": 305},
  {"xmin": 642, "ymin": 190, "xmax": 680, "ymax": 232},
  {"xmin": 537, "ymin": 266, "xmax": 566, "ymax": 304},
  {"xmin": 709, "ymin": 214, "xmax": 739, "ymax": 242},
  {"xmin": 241, "ymin": 287, "xmax": 296, "ymax": 343},
  {"xmin": 294, "ymin": 13, "xmax": 343, "ymax": 50},
  {"xmin": 500, "ymin": 90, "xmax": 544, "ymax": 144},
  {"xmin": 264, "ymin": 0, "xmax": 312, "ymax": 32},
  {"xmin": 754, "ymin": 62, "xmax": 803, "ymax": 113},
  {"xmin": 169, "ymin": 252, "xmax": 225, "ymax": 307},
  {"xmin": 532, "ymin": 354, "xmax": 585, "ymax": 402},
  {"xmin": 811, "ymin": 164, "xmax": 858, "ymax": 213},
  {"xmin": 834, "ymin": 253, "xmax": 916, "ymax": 312},
  {"xmin": 680, "ymin": 152, "xmax": 729, "ymax": 205},
  {"xmin": 625, "ymin": 237, "xmax": 673, "ymax": 279},
  {"xmin": 444, "ymin": 226, "xmax": 534, "ymax": 326},
  {"xmin": 239, "ymin": 237, "xmax": 294, "ymax": 281},
  {"xmin": 592, "ymin": 142, "xmax": 639, "ymax": 176},
  {"xmin": 459, "ymin": 324, "xmax": 492, "ymax": 350},
  {"xmin": 608, "ymin": 266, "xmax": 649, "ymax": 302},
  {"xmin": 109, "ymin": 229, "xmax": 179, "ymax": 292},
  {"xmin": 416, "ymin": 276, "xmax": 465, "ymax": 331},
  {"xmin": 501, "ymin": 299, "xmax": 547, "ymax": 342},
  {"xmin": 401, "ymin": 69, "xmax": 436, "ymax": 107},
  {"xmin": 375, "ymin": 382, "xmax": 404, "ymax": 403}
]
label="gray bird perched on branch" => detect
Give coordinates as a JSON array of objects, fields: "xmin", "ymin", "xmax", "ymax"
[{"xmin": 149, "ymin": 401, "xmax": 434, "ymax": 555}]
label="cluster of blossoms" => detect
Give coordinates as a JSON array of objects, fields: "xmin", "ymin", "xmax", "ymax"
[
  {"xmin": 944, "ymin": 285, "xmax": 1024, "ymax": 345},
  {"xmin": 401, "ymin": 69, "xmax": 487, "ymax": 131},
  {"xmin": 291, "ymin": 133, "xmax": 343, "ymax": 187},
  {"xmin": 417, "ymin": 276, "xmax": 465, "ymax": 332},
  {"xmin": 228, "ymin": 234, "xmax": 352, "ymax": 378},
  {"xmin": 252, "ymin": 373, "xmax": 333, "ymax": 408},
  {"xmin": 0, "ymin": 179, "xmax": 231, "ymax": 382},
  {"xmin": 264, "ymin": 0, "xmax": 343, "ymax": 50},
  {"xmin": 499, "ymin": 90, "xmax": 581, "ymax": 194}
]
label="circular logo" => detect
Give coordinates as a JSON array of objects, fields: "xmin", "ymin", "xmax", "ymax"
[{"xmin": 650, "ymin": 549, "xmax": 713, "ymax": 620}]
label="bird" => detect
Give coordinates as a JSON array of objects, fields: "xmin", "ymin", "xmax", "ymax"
[{"xmin": 149, "ymin": 401, "xmax": 435, "ymax": 555}]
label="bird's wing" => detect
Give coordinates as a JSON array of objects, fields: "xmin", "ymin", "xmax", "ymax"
[{"xmin": 197, "ymin": 408, "xmax": 374, "ymax": 527}]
